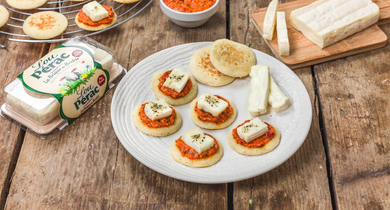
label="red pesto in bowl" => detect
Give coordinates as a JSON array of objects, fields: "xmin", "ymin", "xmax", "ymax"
[{"xmin": 163, "ymin": 0, "xmax": 217, "ymax": 13}]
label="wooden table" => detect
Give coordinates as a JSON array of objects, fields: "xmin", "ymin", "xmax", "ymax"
[{"xmin": 0, "ymin": 0, "xmax": 389, "ymax": 209}]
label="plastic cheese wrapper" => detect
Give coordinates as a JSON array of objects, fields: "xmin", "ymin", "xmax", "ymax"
[{"xmin": 0, "ymin": 36, "xmax": 127, "ymax": 134}]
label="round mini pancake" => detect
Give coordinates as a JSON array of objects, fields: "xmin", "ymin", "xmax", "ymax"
[
  {"xmin": 23, "ymin": 12, "xmax": 68, "ymax": 40},
  {"xmin": 132, "ymin": 103, "xmax": 181, "ymax": 137},
  {"xmin": 0, "ymin": 5, "xmax": 9, "ymax": 28},
  {"xmin": 190, "ymin": 47, "xmax": 235, "ymax": 87},
  {"xmin": 190, "ymin": 96, "xmax": 237, "ymax": 130},
  {"xmin": 6, "ymin": 0, "xmax": 47, "ymax": 10},
  {"xmin": 170, "ymin": 138, "xmax": 223, "ymax": 168},
  {"xmin": 227, "ymin": 124, "xmax": 281, "ymax": 156},
  {"xmin": 114, "ymin": 0, "xmax": 139, "ymax": 3},
  {"xmin": 151, "ymin": 70, "xmax": 198, "ymax": 106},
  {"xmin": 75, "ymin": 12, "xmax": 117, "ymax": 31},
  {"xmin": 210, "ymin": 39, "xmax": 256, "ymax": 78}
]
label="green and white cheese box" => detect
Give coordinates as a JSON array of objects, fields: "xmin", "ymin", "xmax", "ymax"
[{"xmin": 1, "ymin": 36, "xmax": 126, "ymax": 134}]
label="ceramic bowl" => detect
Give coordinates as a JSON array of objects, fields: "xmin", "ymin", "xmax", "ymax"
[{"xmin": 160, "ymin": 0, "xmax": 220, "ymax": 28}]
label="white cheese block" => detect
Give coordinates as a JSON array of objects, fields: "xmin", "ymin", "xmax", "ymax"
[
  {"xmin": 163, "ymin": 68, "xmax": 189, "ymax": 93},
  {"xmin": 263, "ymin": 0, "xmax": 279, "ymax": 40},
  {"xmin": 290, "ymin": 0, "xmax": 380, "ymax": 48},
  {"xmin": 83, "ymin": 1, "xmax": 109, "ymax": 22},
  {"xmin": 197, "ymin": 93, "xmax": 228, "ymax": 117},
  {"xmin": 268, "ymin": 76, "xmax": 292, "ymax": 112},
  {"xmin": 182, "ymin": 127, "xmax": 214, "ymax": 153},
  {"xmin": 248, "ymin": 65, "xmax": 270, "ymax": 116},
  {"xmin": 276, "ymin": 12, "xmax": 290, "ymax": 56},
  {"xmin": 237, "ymin": 118, "xmax": 268, "ymax": 143},
  {"xmin": 144, "ymin": 99, "xmax": 172, "ymax": 120}
]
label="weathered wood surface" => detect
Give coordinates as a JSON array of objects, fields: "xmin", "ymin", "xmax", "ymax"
[
  {"xmin": 0, "ymin": 2, "xmax": 50, "ymax": 208},
  {"xmin": 230, "ymin": 0, "xmax": 332, "ymax": 209},
  {"xmin": 314, "ymin": 23, "xmax": 390, "ymax": 209},
  {"xmin": 3, "ymin": 0, "xmax": 228, "ymax": 209}
]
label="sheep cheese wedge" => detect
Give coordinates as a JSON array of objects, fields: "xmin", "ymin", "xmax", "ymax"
[
  {"xmin": 182, "ymin": 127, "xmax": 214, "ymax": 153},
  {"xmin": 248, "ymin": 65, "xmax": 270, "ymax": 116},
  {"xmin": 276, "ymin": 12, "xmax": 290, "ymax": 56},
  {"xmin": 263, "ymin": 0, "xmax": 278, "ymax": 40},
  {"xmin": 83, "ymin": 1, "xmax": 109, "ymax": 22},
  {"xmin": 290, "ymin": 0, "xmax": 380, "ymax": 48},
  {"xmin": 163, "ymin": 68, "xmax": 189, "ymax": 93},
  {"xmin": 237, "ymin": 118, "xmax": 268, "ymax": 143},
  {"xmin": 144, "ymin": 99, "xmax": 172, "ymax": 120},
  {"xmin": 198, "ymin": 93, "xmax": 228, "ymax": 117},
  {"xmin": 269, "ymin": 76, "xmax": 291, "ymax": 112}
]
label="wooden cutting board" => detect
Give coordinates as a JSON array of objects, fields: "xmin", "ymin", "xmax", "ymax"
[{"xmin": 251, "ymin": 0, "xmax": 390, "ymax": 69}]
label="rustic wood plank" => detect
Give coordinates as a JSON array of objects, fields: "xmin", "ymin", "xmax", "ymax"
[
  {"xmin": 4, "ymin": 0, "xmax": 228, "ymax": 209},
  {"xmin": 314, "ymin": 23, "xmax": 390, "ymax": 210},
  {"xmin": 0, "ymin": 1, "xmax": 49, "ymax": 207},
  {"xmin": 230, "ymin": 0, "xmax": 333, "ymax": 209}
]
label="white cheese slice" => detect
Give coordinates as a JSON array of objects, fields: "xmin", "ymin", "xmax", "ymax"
[
  {"xmin": 144, "ymin": 99, "xmax": 172, "ymax": 120},
  {"xmin": 83, "ymin": 1, "xmax": 109, "ymax": 22},
  {"xmin": 268, "ymin": 76, "xmax": 292, "ymax": 112},
  {"xmin": 263, "ymin": 0, "xmax": 279, "ymax": 40},
  {"xmin": 197, "ymin": 93, "xmax": 228, "ymax": 117},
  {"xmin": 290, "ymin": 0, "xmax": 380, "ymax": 48},
  {"xmin": 163, "ymin": 68, "xmax": 190, "ymax": 93},
  {"xmin": 237, "ymin": 118, "xmax": 269, "ymax": 143},
  {"xmin": 182, "ymin": 127, "xmax": 214, "ymax": 153},
  {"xmin": 248, "ymin": 65, "xmax": 270, "ymax": 116},
  {"xmin": 276, "ymin": 12, "xmax": 290, "ymax": 56}
]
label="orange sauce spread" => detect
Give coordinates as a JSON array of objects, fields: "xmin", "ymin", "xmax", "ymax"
[
  {"xmin": 195, "ymin": 95, "xmax": 233, "ymax": 124},
  {"xmin": 163, "ymin": 0, "xmax": 217, "ymax": 13},
  {"xmin": 158, "ymin": 70, "xmax": 192, "ymax": 99},
  {"xmin": 138, "ymin": 103, "xmax": 175, "ymax": 128},
  {"xmin": 78, "ymin": 5, "xmax": 115, "ymax": 27},
  {"xmin": 232, "ymin": 120, "xmax": 275, "ymax": 148},
  {"xmin": 175, "ymin": 134, "xmax": 219, "ymax": 159}
]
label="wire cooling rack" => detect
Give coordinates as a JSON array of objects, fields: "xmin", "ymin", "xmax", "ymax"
[{"xmin": 0, "ymin": 0, "xmax": 153, "ymax": 48}]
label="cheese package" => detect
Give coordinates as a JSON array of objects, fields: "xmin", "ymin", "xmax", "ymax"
[
  {"xmin": 1, "ymin": 36, "xmax": 126, "ymax": 134},
  {"xmin": 290, "ymin": 0, "xmax": 380, "ymax": 48}
]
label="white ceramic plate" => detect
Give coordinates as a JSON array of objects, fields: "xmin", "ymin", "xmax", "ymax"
[{"xmin": 111, "ymin": 42, "xmax": 312, "ymax": 184}]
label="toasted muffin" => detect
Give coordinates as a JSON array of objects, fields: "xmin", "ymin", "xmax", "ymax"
[
  {"xmin": 170, "ymin": 137, "xmax": 223, "ymax": 168},
  {"xmin": 7, "ymin": 0, "xmax": 47, "ymax": 10},
  {"xmin": 0, "ymin": 5, "xmax": 9, "ymax": 28},
  {"xmin": 227, "ymin": 123, "xmax": 281, "ymax": 156},
  {"xmin": 23, "ymin": 12, "xmax": 68, "ymax": 39},
  {"xmin": 210, "ymin": 39, "xmax": 256, "ymax": 78},
  {"xmin": 75, "ymin": 12, "xmax": 117, "ymax": 31},
  {"xmin": 132, "ymin": 103, "xmax": 182, "ymax": 137},
  {"xmin": 190, "ymin": 47, "xmax": 235, "ymax": 87},
  {"xmin": 151, "ymin": 70, "xmax": 198, "ymax": 106},
  {"xmin": 190, "ymin": 95, "xmax": 237, "ymax": 130}
]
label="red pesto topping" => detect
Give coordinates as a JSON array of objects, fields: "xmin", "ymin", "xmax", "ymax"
[
  {"xmin": 163, "ymin": 0, "xmax": 217, "ymax": 13},
  {"xmin": 195, "ymin": 95, "xmax": 233, "ymax": 124},
  {"xmin": 158, "ymin": 70, "xmax": 192, "ymax": 99},
  {"xmin": 78, "ymin": 5, "xmax": 114, "ymax": 27},
  {"xmin": 138, "ymin": 103, "xmax": 176, "ymax": 128},
  {"xmin": 232, "ymin": 120, "xmax": 275, "ymax": 148},
  {"xmin": 175, "ymin": 134, "xmax": 219, "ymax": 159}
]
